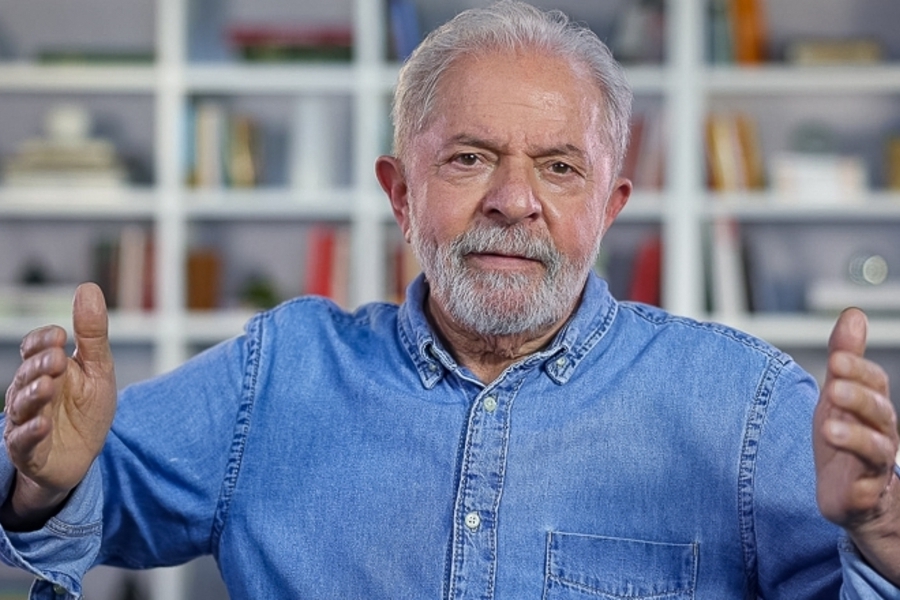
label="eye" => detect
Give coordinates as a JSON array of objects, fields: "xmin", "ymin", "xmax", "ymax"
[
  {"xmin": 453, "ymin": 153, "xmax": 480, "ymax": 166},
  {"xmin": 549, "ymin": 161, "xmax": 574, "ymax": 175}
]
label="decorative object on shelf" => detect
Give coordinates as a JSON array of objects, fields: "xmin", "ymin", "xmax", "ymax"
[
  {"xmin": 2, "ymin": 104, "xmax": 129, "ymax": 188},
  {"xmin": 0, "ymin": 262, "xmax": 73, "ymax": 318},
  {"xmin": 785, "ymin": 38, "xmax": 883, "ymax": 66},
  {"xmin": 238, "ymin": 273, "xmax": 280, "ymax": 310},
  {"xmin": 226, "ymin": 24, "xmax": 353, "ymax": 62},
  {"xmin": 770, "ymin": 122, "xmax": 867, "ymax": 205},
  {"xmin": 807, "ymin": 252, "xmax": 900, "ymax": 314}
]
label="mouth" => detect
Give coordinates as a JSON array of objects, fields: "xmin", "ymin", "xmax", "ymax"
[{"xmin": 466, "ymin": 251, "xmax": 543, "ymax": 270}]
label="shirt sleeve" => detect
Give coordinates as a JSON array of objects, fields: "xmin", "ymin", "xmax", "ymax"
[
  {"xmin": 0, "ymin": 451, "xmax": 103, "ymax": 600},
  {"xmin": 0, "ymin": 325, "xmax": 253, "ymax": 599},
  {"xmin": 752, "ymin": 358, "xmax": 900, "ymax": 598}
]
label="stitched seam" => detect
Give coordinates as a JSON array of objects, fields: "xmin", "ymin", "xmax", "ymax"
[
  {"xmin": 736, "ymin": 356, "xmax": 784, "ymax": 596},
  {"xmin": 210, "ymin": 310, "xmax": 265, "ymax": 552}
]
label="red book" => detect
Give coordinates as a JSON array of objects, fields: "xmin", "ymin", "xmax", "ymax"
[
  {"xmin": 304, "ymin": 225, "xmax": 337, "ymax": 298},
  {"xmin": 628, "ymin": 235, "xmax": 662, "ymax": 306}
]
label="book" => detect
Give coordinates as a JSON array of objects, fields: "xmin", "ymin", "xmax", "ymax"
[
  {"xmin": 785, "ymin": 39, "xmax": 883, "ymax": 66},
  {"xmin": 705, "ymin": 111, "xmax": 763, "ymax": 192},
  {"xmin": 390, "ymin": 239, "xmax": 421, "ymax": 304},
  {"xmin": 191, "ymin": 100, "xmax": 227, "ymax": 188},
  {"xmin": 303, "ymin": 225, "xmax": 349, "ymax": 305},
  {"xmin": 629, "ymin": 111, "xmax": 665, "ymax": 190},
  {"xmin": 387, "ymin": 0, "xmax": 421, "ymax": 61},
  {"xmin": 186, "ymin": 248, "xmax": 221, "ymax": 310},
  {"xmin": 709, "ymin": 217, "xmax": 748, "ymax": 319},
  {"xmin": 886, "ymin": 136, "xmax": 900, "ymax": 190},
  {"xmin": 90, "ymin": 228, "xmax": 154, "ymax": 312},
  {"xmin": 628, "ymin": 234, "xmax": 662, "ymax": 306},
  {"xmin": 729, "ymin": 0, "xmax": 768, "ymax": 64},
  {"xmin": 708, "ymin": 0, "xmax": 733, "ymax": 64},
  {"xmin": 227, "ymin": 25, "xmax": 353, "ymax": 62}
]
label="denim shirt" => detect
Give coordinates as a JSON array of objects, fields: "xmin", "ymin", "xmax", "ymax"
[{"xmin": 1, "ymin": 273, "xmax": 898, "ymax": 599}]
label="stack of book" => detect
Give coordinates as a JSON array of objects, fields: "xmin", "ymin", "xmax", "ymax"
[{"xmin": 2, "ymin": 104, "xmax": 129, "ymax": 188}]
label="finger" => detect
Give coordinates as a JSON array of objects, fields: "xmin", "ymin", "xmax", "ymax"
[
  {"xmin": 4, "ymin": 373, "xmax": 58, "ymax": 427},
  {"xmin": 828, "ymin": 352, "xmax": 890, "ymax": 398},
  {"xmin": 8, "ymin": 347, "xmax": 68, "ymax": 404},
  {"xmin": 828, "ymin": 378, "xmax": 897, "ymax": 437},
  {"xmin": 823, "ymin": 418, "xmax": 897, "ymax": 473},
  {"xmin": 3, "ymin": 414, "xmax": 52, "ymax": 473},
  {"xmin": 19, "ymin": 325, "xmax": 67, "ymax": 362},
  {"xmin": 828, "ymin": 307, "xmax": 868, "ymax": 359},
  {"xmin": 71, "ymin": 283, "xmax": 112, "ymax": 371}
]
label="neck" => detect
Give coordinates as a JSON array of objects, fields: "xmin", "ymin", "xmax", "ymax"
[{"xmin": 425, "ymin": 295, "xmax": 574, "ymax": 384}]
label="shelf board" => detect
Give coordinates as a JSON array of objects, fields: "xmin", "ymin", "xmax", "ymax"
[
  {"xmin": 0, "ymin": 311, "xmax": 160, "ymax": 343},
  {"xmin": 624, "ymin": 65, "xmax": 669, "ymax": 94},
  {"xmin": 184, "ymin": 188, "xmax": 356, "ymax": 219},
  {"xmin": 618, "ymin": 190, "xmax": 664, "ymax": 221},
  {"xmin": 705, "ymin": 63, "xmax": 900, "ymax": 94},
  {"xmin": 717, "ymin": 313, "xmax": 900, "ymax": 349},
  {"xmin": 184, "ymin": 309, "xmax": 261, "ymax": 343},
  {"xmin": 185, "ymin": 63, "xmax": 357, "ymax": 93},
  {"xmin": 705, "ymin": 191, "xmax": 900, "ymax": 221},
  {"xmin": 0, "ymin": 63, "xmax": 157, "ymax": 92},
  {"xmin": 0, "ymin": 187, "xmax": 158, "ymax": 218}
]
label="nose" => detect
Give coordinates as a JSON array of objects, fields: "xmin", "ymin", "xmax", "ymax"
[{"xmin": 481, "ymin": 159, "xmax": 542, "ymax": 225}]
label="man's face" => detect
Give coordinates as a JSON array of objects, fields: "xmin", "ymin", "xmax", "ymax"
[{"xmin": 392, "ymin": 49, "xmax": 630, "ymax": 336}]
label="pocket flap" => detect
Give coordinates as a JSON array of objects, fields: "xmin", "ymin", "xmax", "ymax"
[{"xmin": 546, "ymin": 532, "xmax": 697, "ymax": 598}]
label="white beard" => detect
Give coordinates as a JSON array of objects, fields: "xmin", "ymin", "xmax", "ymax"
[{"xmin": 409, "ymin": 217, "xmax": 597, "ymax": 336}]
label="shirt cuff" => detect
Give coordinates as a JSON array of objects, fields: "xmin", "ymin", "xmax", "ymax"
[
  {"xmin": 0, "ymin": 456, "xmax": 103, "ymax": 599},
  {"xmin": 839, "ymin": 534, "xmax": 900, "ymax": 599}
]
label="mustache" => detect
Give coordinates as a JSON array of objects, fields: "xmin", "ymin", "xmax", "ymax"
[{"xmin": 450, "ymin": 224, "xmax": 563, "ymax": 271}]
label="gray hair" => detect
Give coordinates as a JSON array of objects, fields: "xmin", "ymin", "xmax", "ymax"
[{"xmin": 391, "ymin": 0, "xmax": 633, "ymax": 174}]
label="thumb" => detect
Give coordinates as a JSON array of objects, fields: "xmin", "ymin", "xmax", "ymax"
[
  {"xmin": 828, "ymin": 307, "xmax": 868, "ymax": 359},
  {"xmin": 71, "ymin": 282, "xmax": 113, "ymax": 368}
]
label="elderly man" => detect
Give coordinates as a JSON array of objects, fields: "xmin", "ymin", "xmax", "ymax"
[{"xmin": 2, "ymin": 1, "xmax": 899, "ymax": 598}]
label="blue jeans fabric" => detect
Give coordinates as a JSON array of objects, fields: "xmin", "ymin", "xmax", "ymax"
[{"xmin": 1, "ymin": 273, "xmax": 898, "ymax": 599}]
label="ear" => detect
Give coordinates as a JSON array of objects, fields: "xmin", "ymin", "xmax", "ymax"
[
  {"xmin": 600, "ymin": 177, "xmax": 633, "ymax": 235},
  {"xmin": 376, "ymin": 155, "xmax": 412, "ymax": 242}
]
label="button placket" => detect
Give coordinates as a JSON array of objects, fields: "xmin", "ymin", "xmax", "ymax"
[{"xmin": 449, "ymin": 385, "xmax": 517, "ymax": 599}]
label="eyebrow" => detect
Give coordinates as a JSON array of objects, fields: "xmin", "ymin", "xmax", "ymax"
[{"xmin": 445, "ymin": 134, "xmax": 587, "ymax": 162}]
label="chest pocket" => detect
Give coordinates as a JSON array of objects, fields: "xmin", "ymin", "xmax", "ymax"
[{"xmin": 543, "ymin": 532, "xmax": 698, "ymax": 600}]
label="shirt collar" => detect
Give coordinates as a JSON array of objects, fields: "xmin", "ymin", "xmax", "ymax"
[{"xmin": 397, "ymin": 272, "xmax": 618, "ymax": 389}]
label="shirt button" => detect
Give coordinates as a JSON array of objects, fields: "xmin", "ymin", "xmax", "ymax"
[
  {"xmin": 464, "ymin": 511, "xmax": 481, "ymax": 531},
  {"xmin": 52, "ymin": 584, "xmax": 66, "ymax": 596},
  {"xmin": 483, "ymin": 396, "xmax": 497, "ymax": 412},
  {"xmin": 556, "ymin": 357, "xmax": 567, "ymax": 367}
]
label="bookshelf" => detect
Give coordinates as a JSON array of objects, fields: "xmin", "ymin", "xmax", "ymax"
[{"xmin": 1, "ymin": 0, "xmax": 900, "ymax": 598}]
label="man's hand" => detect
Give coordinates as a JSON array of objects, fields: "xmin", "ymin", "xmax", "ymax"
[
  {"xmin": 1, "ymin": 283, "xmax": 117, "ymax": 530},
  {"xmin": 815, "ymin": 307, "xmax": 900, "ymax": 584}
]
